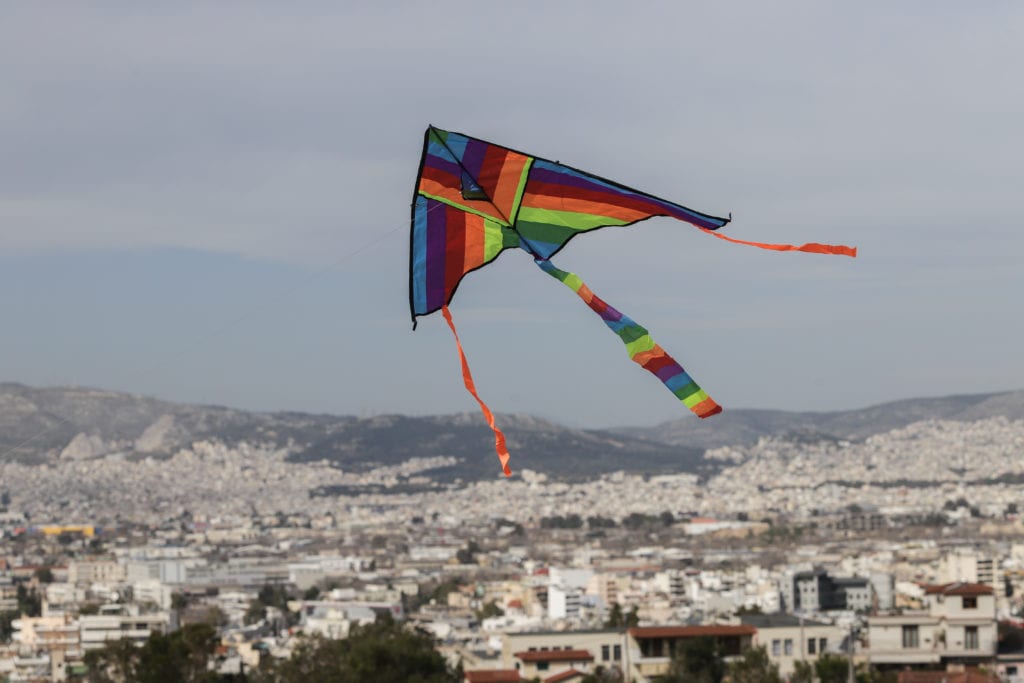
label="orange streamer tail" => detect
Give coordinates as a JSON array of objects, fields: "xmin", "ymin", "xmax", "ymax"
[
  {"xmin": 700, "ymin": 227, "xmax": 857, "ymax": 257},
  {"xmin": 441, "ymin": 305, "xmax": 512, "ymax": 477}
]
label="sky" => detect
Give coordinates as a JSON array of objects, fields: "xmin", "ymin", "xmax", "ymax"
[{"xmin": 1, "ymin": 3, "xmax": 1022, "ymax": 428}]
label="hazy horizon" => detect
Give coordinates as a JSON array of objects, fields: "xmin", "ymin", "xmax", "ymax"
[{"xmin": 3, "ymin": 3, "xmax": 1022, "ymax": 428}]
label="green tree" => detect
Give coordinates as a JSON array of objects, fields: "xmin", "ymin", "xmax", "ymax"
[
  {"xmin": 16, "ymin": 584, "xmax": 41, "ymax": 617},
  {"xmin": 727, "ymin": 646, "xmax": 781, "ymax": 683},
  {"xmin": 34, "ymin": 567, "xmax": 55, "ymax": 584},
  {"xmin": 474, "ymin": 600, "xmax": 504, "ymax": 621},
  {"xmin": 603, "ymin": 603, "xmax": 639, "ymax": 628},
  {"xmin": 791, "ymin": 660, "xmax": 814, "ymax": 683},
  {"xmin": 580, "ymin": 665, "xmax": 623, "ymax": 682},
  {"xmin": 815, "ymin": 653, "xmax": 850, "ymax": 683},
  {"xmin": 659, "ymin": 636, "xmax": 724, "ymax": 683},
  {"xmin": 84, "ymin": 623, "xmax": 220, "ymax": 683},
  {"xmin": 255, "ymin": 615, "xmax": 458, "ymax": 683}
]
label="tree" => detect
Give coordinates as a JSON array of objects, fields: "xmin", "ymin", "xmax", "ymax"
[
  {"xmin": 791, "ymin": 660, "xmax": 814, "ymax": 683},
  {"xmin": 84, "ymin": 623, "xmax": 220, "ymax": 683},
  {"xmin": 727, "ymin": 646, "xmax": 781, "ymax": 683},
  {"xmin": 475, "ymin": 600, "xmax": 504, "ymax": 621},
  {"xmin": 16, "ymin": 584, "xmax": 41, "ymax": 617},
  {"xmin": 254, "ymin": 615, "xmax": 459, "ymax": 683},
  {"xmin": 34, "ymin": 567, "xmax": 55, "ymax": 583},
  {"xmin": 815, "ymin": 653, "xmax": 850, "ymax": 683},
  {"xmin": 659, "ymin": 636, "xmax": 724, "ymax": 683},
  {"xmin": 604, "ymin": 603, "xmax": 639, "ymax": 628}
]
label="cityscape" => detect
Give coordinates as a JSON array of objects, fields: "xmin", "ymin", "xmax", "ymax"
[{"xmin": 2, "ymin": 387, "xmax": 1024, "ymax": 682}]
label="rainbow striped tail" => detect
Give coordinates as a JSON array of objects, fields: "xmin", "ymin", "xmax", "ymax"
[{"xmin": 535, "ymin": 258, "xmax": 722, "ymax": 419}]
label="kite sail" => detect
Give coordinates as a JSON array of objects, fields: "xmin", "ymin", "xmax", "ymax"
[{"xmin": 410, "ymin": 126, "xmax": 856, "ymax": 476}]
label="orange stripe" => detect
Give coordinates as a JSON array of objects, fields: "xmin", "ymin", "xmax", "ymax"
[
  {"xmin": 632, "ymin": 345, "xmax": 666, "ymax": 366},
  {"xmin": 441, "ymin": 305, "xmax": 512, "ymax": 477},
  {"xmin": 490, "ymin": 153, "xmax": 531, "ymax": 218},
  {"xmin": 691, "ymin": 397, "xmax": 723, "ymax": 418},
  {"xmin": 699, "ymin": 228, "xmax": 857, "ymax": 257},
  {"xmin": 576, "ymin": 283, "xmax": 594, "ymax": 304},
  {"xmin": 462, "ymin": 213, "xmax": 486, "ymax": 271},
  {"xmin": 522, "ymin": 192, "xmax": 653, "ymax": 222}
]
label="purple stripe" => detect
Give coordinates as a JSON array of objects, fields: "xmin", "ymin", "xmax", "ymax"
[
  {"xmin": 425, "ymin": 204, "xmax": 447, "ymax": 310},
  {"xmin": 527, "ymin": 168, "xmax": 725, "ymax": 230},
  {"xmin": 655, "ymin": 362, "xmax": 685, "ymax": 382},
  {"xmin": 424, "ymin": 154, "xmax": 461, "ymax": 179},
  {"xmin": 600, "ymin": 305, "xmax": 623, "ymax": 323},
  {"xmin": 461, "ymin": 139, "xmax": 488, "ymax": 180}
]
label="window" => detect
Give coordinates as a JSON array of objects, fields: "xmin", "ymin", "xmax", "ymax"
[
  {"xmin": 819, "ymin": 638, "xmax": 827, "ymax": 653},
  {"xmin": 963, "ymin": 596, "xmax": 978, "ymax": 609},
  {"xmin": 537, "ymin": 662, "xmax": 549, "ymax": 671},
  {"xmin": 602, "ymin": 645, "xmax": 610, "ymax": 662},
  {"xmin": 965, "ymin": 626, "xmax": 979, "ymax": 650},
  {"xmin": 613, "ymin": 645, "xmax": 622, "ymax": 661},
  {"xmin": 784, "ymin": 639, "xmax": 793, "ymax": 656},
  {"xmin": 808, "ymin": 638, "xmax": 817, "ymax": 655},
  {"xmin": 902, "ymin": 625, "xmax": 920, "ymax": 649},
  {"xmin": 772, "ymin": 639, "xmax": 781, "ymax": 656}
]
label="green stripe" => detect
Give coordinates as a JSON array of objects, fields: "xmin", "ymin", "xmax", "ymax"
[
  {"xmin": 625, "ymin": 334, "xmax": 655, "ymax": 357},
  {"xmin": 420, "ymin": 190, "xmax": 511, "ymax": 227},
  {"xmin": 673, "ymin": 381, "xmax": 702, "ymax": 402},
  {"xmin": 682, "ymin": 389, "xmax": 710, "ymax": 408},
  {"xmin": 562, "ymin": 272, "xmax": 584, "ymax": 291},
  {"xmin": 483, "ymin": 221, "xmax": 516, "ymax": 262},
  {"xmin": 508, "ymin": 158, "xmax": 534, "ymax": 222},
  {"xmin": 517, "ymin": 206, "xmax": 631, "ymax": 232},
  {"xmin": 617, "ymin": 324, "xmax": 648, "ymax": 345}
]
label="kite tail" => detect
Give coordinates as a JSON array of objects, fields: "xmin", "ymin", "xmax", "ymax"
[
  {"xmin": 534, "ymin": 258, "xmax": 722, "ymax": 419},
  {"xmin": 441, "ymin": 305, "xmax": 513, "ymax": 477},
  {"xmin": 698, "ymin": 227, "xmax": 857, "ymax": 257}
]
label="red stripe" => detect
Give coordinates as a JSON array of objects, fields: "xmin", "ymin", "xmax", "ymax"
[
  {"xmin": 525, "ymin": 180, "xmax": 669, "ymax": 218},
  {"xmin": 641, "ymin": 354, "xmax": 676, "ymax": 375},
  {"xmin": 444, "ymin": 207, "xmax": 466, "ymax": 295},
  {"xmin": 420, "ymin": 164, "xmax": 459, "ymax": 189},
  {"xmin": 477, "ymin": 145, "xmax": 510, "ymax": 196}
]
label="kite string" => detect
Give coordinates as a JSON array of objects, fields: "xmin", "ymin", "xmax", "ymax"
[
  {"xmin": 440, "ymin": 305, "xmax": 512, "ymax": 477},
  {"xmin": 0, "ymin": 218, "xmax": 417, "ymax": 463}
]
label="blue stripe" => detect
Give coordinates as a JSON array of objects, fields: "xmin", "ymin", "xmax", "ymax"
[
  {"xmin": 412, "ymin": 196, "xmax": 429, "ymax": 314},
  {"xmin": 665, "ymin": 371, "xmax": 695, "ymax": 392}
]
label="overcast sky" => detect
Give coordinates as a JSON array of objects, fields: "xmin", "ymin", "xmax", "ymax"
[{"xmin": 2, "ymin": 3, "xmax": 1022, "ymax": 428}]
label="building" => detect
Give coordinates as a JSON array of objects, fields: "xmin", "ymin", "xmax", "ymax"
[
  {"xmin": 627, "ymin": 625, "xmax": 755, "ymax": 682},
  {"xmin": 79, "ymin": 608, "xmax": 170, "ymax": 652},
  {"xmin": 867, "ymin": 582, "xmax": 996, "ymax": 668},
  {"xmin": 512, "ymin": 649, "xmax": 593, "ymax": 680},
  {"xmin": 502, "ymin": 629, "xmax": 626, "ymax": 674},
  {"xmin": 784, "ymin": 569, "xmax": 874, "ymax": 612},
  {"xmin": 742, "ymin": 613, "xmax": 847, "ymax": 678}
]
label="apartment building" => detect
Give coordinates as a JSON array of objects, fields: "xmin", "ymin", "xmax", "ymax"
[{"xmin": 867, "ymin": 583, "xmax": 996, "ymax": 668}]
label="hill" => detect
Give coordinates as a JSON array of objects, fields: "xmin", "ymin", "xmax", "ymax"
[
  {"xmin": 0, "ymin": 383, "xmax": 701, "ymax": 481},
  {"xmin": 622, "ymin": 390, "xmax": 1024, "ymax": 450}
]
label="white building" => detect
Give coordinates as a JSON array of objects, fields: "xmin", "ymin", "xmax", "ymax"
[{"xmin": 867, "ymin": 582, "xmax": 996, "ymax": 667}]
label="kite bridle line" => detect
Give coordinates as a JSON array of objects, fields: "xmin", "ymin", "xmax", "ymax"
[{"xmin": 0, "ymin": 214, "xmax": 425, "ymax": 464}]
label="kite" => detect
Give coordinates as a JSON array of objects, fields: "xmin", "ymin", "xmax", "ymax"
[{"xmin": 410, "ymin": 126, "xmax": 856, "ymax": 476}]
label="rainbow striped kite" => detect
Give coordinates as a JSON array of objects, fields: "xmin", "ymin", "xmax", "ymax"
[{"xmin": 410, "ymin": 126, "xmax": 856, "ymax": 476}]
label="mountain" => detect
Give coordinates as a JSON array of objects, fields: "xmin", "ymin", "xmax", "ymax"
[
  {"xmin": 3, "ymin": 383, "xmax": 1022, "ymax": 481},
  {"xmin": 0, "ymin": 383, "xmax": 702, "ymax": 481},
  {"xmin": 621, "ymin": 390, "xmax": 1024, "ymax": 450}
]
